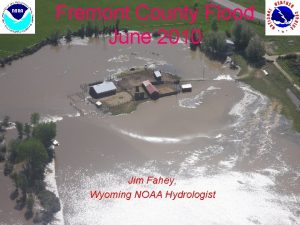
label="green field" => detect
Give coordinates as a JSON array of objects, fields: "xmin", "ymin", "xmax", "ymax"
[
  {"xmin": 278, "ymin": 56, "xmax": 300, "ymax": 87},
  {"xmin": 1, "ymin": 0, "xmax": 300, "ymax": 58}
]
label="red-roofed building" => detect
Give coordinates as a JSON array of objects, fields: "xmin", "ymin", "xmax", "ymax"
[{"xmin": 142, "ymin": 80, "xmax": 159, "ymax": 100}]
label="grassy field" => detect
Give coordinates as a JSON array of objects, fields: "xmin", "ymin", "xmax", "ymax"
[
  {"xmin": 240, "ymin": 63, "xmax": 300, "ymax": 132},
  {"xmin": 1, "ymin": 0, "xmax": 300, "ymax": 58},
  {"xmin": 278, "ymin": 56, "xmax": 300, "ymax": 87}
]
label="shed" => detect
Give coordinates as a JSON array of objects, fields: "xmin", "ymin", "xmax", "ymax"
[
  {"xmin": 181, "ymin": 83, "xmax": 192, "ymax": 92},
  {"xmin": 154, "ymin": 70, "xmax": 162, "ymax": 81},
  {"xmin": 89, "ymin": 81, "xmax": 117, "ymax": 99},
  {"xmin": 142, "ymin": 80, "xmax": 159, "ymax": 100},
  {"xmin": 95, "ymin": 101, "xmax": 102, "ymax": 108}
]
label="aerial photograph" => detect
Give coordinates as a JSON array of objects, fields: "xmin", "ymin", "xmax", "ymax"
[{"xmin": 0, "ymin": 0, "xmax": 299, "ymax": 225}]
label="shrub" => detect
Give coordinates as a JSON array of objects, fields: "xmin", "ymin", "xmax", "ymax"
[
  {"xmin": 0, "ymin": 152, "xmax": 5, "ymax": 162},
  {"xmin": 38, "ymin": 190, "xmax": 61, "ymax": 214},
  {"xmin": 4, "ymin": 161, "xmax": 13, "ymax": 176},
  {"xmin": 152, "ymin": 31, "xmax": 161, "ymax": 38}
]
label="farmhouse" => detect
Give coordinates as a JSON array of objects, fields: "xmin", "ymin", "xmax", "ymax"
[
  {"xmin": 142, "ymin": 80, "xmax": 159, "ymax": 100},
  {"xmin": 89, "ymin": 81, "xmax": 117, "ymax": 99}
]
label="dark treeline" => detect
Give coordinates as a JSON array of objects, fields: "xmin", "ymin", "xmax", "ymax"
[
  {"xmin": 189, "ymin": 20, "xmax": 265, "ymax": 67},
  {"xmin": 1, "ymin": 113, "xmax": 60, "ymax": 225}
]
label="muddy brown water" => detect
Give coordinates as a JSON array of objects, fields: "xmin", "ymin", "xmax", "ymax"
[{"xmin": 0, "ymin": 37, "xmax": 299, "ymax": 225}]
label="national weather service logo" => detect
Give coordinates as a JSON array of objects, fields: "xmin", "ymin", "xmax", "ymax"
[
  {"xmin": 266, "ymin": 0, "xmax": 300, "ymax": 36},
  {"xmin": 0, "ymin": 0, "xmax": 35, "ymax": 34}
]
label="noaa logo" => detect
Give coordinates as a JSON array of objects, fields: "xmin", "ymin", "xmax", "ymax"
[
  {"xmin": 2, "ymin": 2, "xmax": 33, "ymax": 33},
  {"xmin": 266, "ymin": 0, "xmax": 300, "ymax": 35}
]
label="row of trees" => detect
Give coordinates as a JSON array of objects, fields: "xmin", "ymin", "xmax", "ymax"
[
  {"xmin": 231, "ymin": 21, "xmax": 265, "ymax": 64},
  {"xmin": 50, "ymin": 20, "xmax": 123, "ymax": 46},
  {"xmin": 200, "ymin": 20, "xmax": 265, "ymax": 65},
  {"xmin": 1, "ymin": 113, "xmax": 60, "ymax": 224}
]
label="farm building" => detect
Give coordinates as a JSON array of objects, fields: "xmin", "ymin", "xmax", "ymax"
[
  {"xmin": 154, "ymin": 70, "xmax": 162, "ymax": 81},
  {"xmin": 89, "ymin": 81, "xmax": 117, "ymax": 99},
  {"xmin": 142, "ymin": 80, "xmax": 159, "ymax": 100},
  {"xmin": 181, "ymin": 83, "xmax": 192, "ymax": 92},
  {"xmin": 95, "ymin": 101, "xmax": 102, "ymax": 108},
  {"xmin": 135, "ymin": 86, "xmax": 145, "ymax": 101}
]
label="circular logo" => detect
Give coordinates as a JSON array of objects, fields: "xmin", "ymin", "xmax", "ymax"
[
  {"xmin": 266, "ymin": 1, "xmax": 299, "ymax": 34},
  {"xmin": 272, "ymin": 6, "xmax": 295, "ymax": 28},
  {"xmin": 2, "ymin": 2, "xmax": 33, "ymax": 33}
]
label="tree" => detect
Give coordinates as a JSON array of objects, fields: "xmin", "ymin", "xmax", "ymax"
[
  {"xmin": 94, "ymin": 24, "xmax": 100, "ymax": 37},
  {"xmin": 10, "ymin": 173, "xmax": 20, "ymax": 200},
  {"xmin": 245, "ymin": 35, "xmax": 265, "ymax": 64},
  {"xmin": 193, "ymin": 3, "xmax": 198, "ymax": 11},
  {"xmin": 4, "ymin": 161, "xmax": 13, "ymax": 176},
  {"xmin": 190, "ymin": 29, "xmax": 201, "ymax": 51},
  {"xmin": 15, "ymin": 122, "xmax": 23, "ymax": 139},
  {"xmin": 11, "ymin": 172, "xmax": 28, "ymax": 196},
  {"xmin": 24, "ymin": 123, "xmax": 31, "ymax": 139},
  {"xmin": 32, "ymin": 123, "xmax": 56, "ymax": 148},
  {"xmin": 30, "ymin": 113, "xmax": 40, "ymax": 125},
  {"xmin": 85, "ymin": 22, "xmax": 94, "ymax": 37},
  {"xmin": 116, "ymin": 19, "xmax": 120, "ymax": 32},
  {"xmin": 2, "ymin": 115, "xmax": 10, "ymax": 128},
  {"xmin": 0, "ymin": 152, "xmax": 5, "ymax": 162},
  {"xmin": 18, "ymin": 139, "xmax": 49, "ymax": 183},
  {"xmin": 202, "ymin": 31, "xmax": 228, "ymax": 60},
  {"xmin": 38, "ymin": 190, "xmax": 61, "ymax": 214},
  {"xmin": 78, "ymin": 25, "xmax": 85, "ymax": 39},
  {"xmin": 232, "ymin": 21, "xmax": 254, "ymax": 51},
  {"xmin": 211, "ymin": 19, "xmax": 218, "ymax": 32},
  {"xmin": 25, "ymin": 194, "xmax": 34, "ymax": 219},
  {"xmin": 49, "ymin": 31, "xmax": 60, "ymax": 46},
  {"xmin": 65, "ymin": 28, "xmax": 72, "ymax": 43}
]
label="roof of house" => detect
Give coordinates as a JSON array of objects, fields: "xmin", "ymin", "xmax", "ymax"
[
  {"xmin": 92, "ymin": 81, "xmax": 117, "ymax": 94},
  {"xmin": 96, "ymin": 101, "xmax": 102, "ymax": 106},
  {"xmin": 154, "ymin": 70, "xmax": 162, "ymax": 78},
  {"xmin": 142, "ymin": 80, "xmax": 159, "ymax": 95},
  {"xmin": 181, "ymin": 83, "xmax": 192, "ymax": 89}
]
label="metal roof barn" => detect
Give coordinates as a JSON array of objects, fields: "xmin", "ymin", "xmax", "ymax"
[
  {"xmin": 89, "ymin": 81, "xmax": 117, "ymax": 99},
  {"xmin": 142, "ymin": 80, "xmax": 159, "ymax": 100}
]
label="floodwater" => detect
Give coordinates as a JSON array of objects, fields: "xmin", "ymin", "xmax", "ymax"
[{"xmin": 0, "ymin": 36, "xmax": 300, "ymax": 225}]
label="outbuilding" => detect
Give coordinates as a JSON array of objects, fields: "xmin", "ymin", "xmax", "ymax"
[
  {"xmin": 142, "ymin": 80, "xmax": 159, "ymax": 100},
  {"xmin": 154, "ymin": 70, "xmax": 162, "ymax": 81},
  {"xmin": 95, "ymin": 101, "xmax": 102, "ymax": 108},
  {"xmin": 89, "ymin": 81, "xmax": 117, "ymax": 99},
  {"xmin": 181, "ymin": 83, "xmax": 192, "ymax": 92}
]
